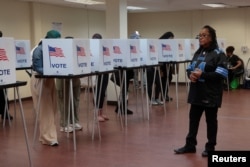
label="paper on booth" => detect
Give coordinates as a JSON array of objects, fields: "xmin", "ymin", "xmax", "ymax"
[
  {"xmin": 15, "ymin": 40, "xmax": 31, "ymax": 68},
  {"xmin": 0, "ymin": 37, "xmax": 16, "ymax": 85}
]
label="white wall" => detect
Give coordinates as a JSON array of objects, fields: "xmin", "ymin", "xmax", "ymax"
[{"xmin": 0, "ymin": 0, "xmax": 106, "ymax": 100}]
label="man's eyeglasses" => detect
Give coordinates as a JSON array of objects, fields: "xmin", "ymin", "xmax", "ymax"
[{"xmin": 197, "ymin": 34, "xmax": 210, "ymax": 38}]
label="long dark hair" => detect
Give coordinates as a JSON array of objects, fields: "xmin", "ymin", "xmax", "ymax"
[
  {"xmin": 159, "ymin": 31, "xmax": 174, "ymax": 39},
  {"xmin": 196, "ymin": 25, "xmax": 219, "ymax": 53},
  {"xmin": 92, "ymin": 33, "xmax": 102, "ymax": 39}
]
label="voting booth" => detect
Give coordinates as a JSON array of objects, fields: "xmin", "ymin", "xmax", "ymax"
[
  {"xmin": 42, "ymin": 38, "xmax": 91, "ymax": 75},
  {"xmin": 112, "ymin": 39, "xmax": 140, "ymax": 68},
  {"xmin": 184, "ymin": 39, "xmax": 199, "ymax": 61},
  {"xmin": 139, "ymin": 39, "xmax": 159, "ymax": 65},
  {"xmin": 158, "ymin": 39, "xmax": 188, "ymax": 62},
  {"xmin": 0, "ymin": 37, "xmax": 16, "ymax": 85},
  {"xmin": 15, "ymin": 40, "xmax": 31, "ymax": 68},
  {"xmin": 217, "ymin": 38, "xmax": 226, "ymax": 53},
  {"xmin": 90, "ymin": 39, "xmax": 114, "ymax": 72}
]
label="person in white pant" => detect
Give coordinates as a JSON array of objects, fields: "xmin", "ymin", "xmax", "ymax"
[{"xmin": 30, "ymin": 30, "xmax": 61, "ymax": 146}]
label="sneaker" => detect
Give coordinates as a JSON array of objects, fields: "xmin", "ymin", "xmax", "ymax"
[
  {"xmin": 60, "ymin": 126, "xmax": 74, "ymax": 133},
  {"xmin": 50, "ymin": 141, "xmax": 59, "ymax": 147},
  {"xmin": 155, "ymin": 99, "xmax": 163, "ymax": 105},
  {"xmin": 70, "ymin": 123, "xmax": 83, "ymax": 130},
  {"xmin": 151, "ymin": 99, "xmax": 158, "ymax": 105}
]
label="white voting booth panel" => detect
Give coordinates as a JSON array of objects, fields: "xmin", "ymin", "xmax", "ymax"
[
  {"xmin": 174, "ymin": 39, "xmax": 186, "ymax": 62},
  {"xmin": 217, "ymin": 39, "xmax": 226, "ymax": 53},
  {"xmin": 184, "ymin": 39, "xmax": 199, "ymax": 61},
  {"xmin": 73, "ymin": 39, "xmax": 91, "ymax": 74},
  {"xmin": 43, "ymin": 39, "xmax": 91, "ymax": 75},
  {"xmin": 0, "ymin": 37, "xmax": 16, "ymax": 85},
  {"xmin": 139, "ymin": 39, "xmax": 159, "ymax": 65},
  {"xmin": 90, "ymin": 39, "xmax": 114, "ymax": 72},
  {"xmin": 15, "ymin": 40, "xmax": 31, "ymax": 68},
  {"xmin": 112, "ymin": 39, "xmax": 140, "ymax": 68},
  {"xmin": 158, "ymin": 39, "xmax": 186, "ymax": 62},
  {"xmin": 158, "ymin": 39, "xmax": 174, "ymax": 62}
]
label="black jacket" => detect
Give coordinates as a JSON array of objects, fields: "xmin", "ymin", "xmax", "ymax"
[{"xmin": 187, "ymin": 48, "xmax": 228, "ymax": 108}]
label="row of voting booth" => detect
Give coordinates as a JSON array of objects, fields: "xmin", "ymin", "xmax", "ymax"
[
  {"xmin": 0, "ymin": 38, "xmax": 31, "ymax": 85},
  {"xmin": 43, "ymin": 38, "xmax": 200, "ymax": 75},
  {"xmin": 42, "ymin": 38, "xmax": 225, "ymax": 76},
  {"xmin": 0, "ymin": 37, "xmax": 226, "ymax": 82}
]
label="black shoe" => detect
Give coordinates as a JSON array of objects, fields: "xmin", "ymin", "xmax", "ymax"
[
  {"xmin": 115, "ymin": 108, "xmax": 133, "ymax": 115},
  {"xmin": 165, "ymin": 96, "xmax": 173, "ymax": 102},
  {"xmin": 1, "ymin": 114, "xmax": 13, "ymax": 120},
  {"xmin": 126, "ymin": 109, "xmax": 133, "ymax": 115},
  {"xmin": 174, "ymin": 146, "xmax": 196, "ymax": 154},
  {"xmin": 201, "ymin": 150, "xmax": 208, "ymax": 157}
]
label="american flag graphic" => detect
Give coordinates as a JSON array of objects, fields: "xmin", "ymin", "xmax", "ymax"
[
  {"xmin": 178, "ymin": 43, "xmax": 183, "ymax": 50},
  {"xmin": 130, "ymin": 45, "xmax": 137, "ymax": 54},
  {"xmin": 48, "ymin": 46, "xmax": 64, "ymax": 57},
  {"xmin": 149, "ymin": 45, "xmax": 155, "ymax": 52},
  {"xmin": 103, "ymin": 46, "xmax": 110, "ymax": 56},
  {"xmin": 77, "ymin": 46, "xmax": 86, "ymax": 56},
  {"xmin": 0, "ymin": 48, "xmax": 9, "ymax": 61},
  {"xmin": 16, "ymin": 46, "xmax": 25, "ymax": 54},
  {"xmin": 162, "ymin": 44, "xmax": 171, "ymax": 51},
  {"xmin": 113, "ymin": 46, "xmax": 121, "ymax": 54}
]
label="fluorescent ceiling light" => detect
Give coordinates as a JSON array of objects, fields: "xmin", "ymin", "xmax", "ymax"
[
  {"xmin": 202, "ymin": 3, "xmax": 228, "ymax": 8},
  {"xmin": 64, "ymin": 0, "xmax": 104, "ymax": 5},
  {"xmin": 127, "ymin": 6, "xmax": 147, "ymax": 10}
]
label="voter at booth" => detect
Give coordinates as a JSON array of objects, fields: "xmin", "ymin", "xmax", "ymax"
[
  {"xmin": 159, "ymin": 31, "xmax": 174, "ymax": 101},
  {"xmin": 130, "ymin": 31, "xmax": 141, "ymax": 89},
  {"xmin": 0, "ymin": 30, "xmax": 13, "ymax": 120},
  {"xmin": 92, "ymin": 33, "xmax": 110, "ymax": 122},
  {"xmin": 30, "ymin": 30, "xmax": 61, "ymax": 146},
  {"xmin": 55, "ymin": 36, "xmax": 83, "ymax": 132}
]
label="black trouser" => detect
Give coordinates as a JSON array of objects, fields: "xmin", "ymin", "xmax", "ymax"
[
  {"xmin": 185, "ymin": 104, "xmax": 218, "ymax": 151},
  {"xmin": 111, "ymin": 69, "xmax": 134, "ymax": 110},
  {"xmin": 161, "ymin": 63, "xmax": 173, "ymax": 99},
  {"xmin": 146, "ymin": 67, "xmax": 161, "ymax": 99},
  {"xmin": 95, "ymin": 73, "xmax": 109, "ymax": 109},
  {"xmin": 0, "ymin": 89, "xmax": 9, "ymax": 115}
]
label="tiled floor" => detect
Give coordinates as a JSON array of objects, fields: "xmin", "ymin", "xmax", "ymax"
[{"xmin": 1, "ymin": 84, "xmax": 250, "ymax": 167}]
